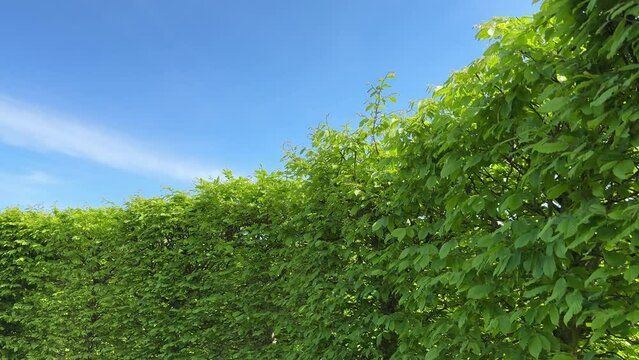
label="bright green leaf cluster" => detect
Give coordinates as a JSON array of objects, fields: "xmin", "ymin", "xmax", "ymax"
[{"xmin": 2, "ymin": 0, "xmax": 638, "ymax": 358}]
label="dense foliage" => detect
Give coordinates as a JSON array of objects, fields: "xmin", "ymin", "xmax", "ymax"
[{"xmin": 2, "ymin": 0, "xmax": 638, "ymax": 358}]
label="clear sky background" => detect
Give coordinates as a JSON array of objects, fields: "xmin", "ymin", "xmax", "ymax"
[{"xmin": 0, "ymin": 0, "xmax": 537, "ymax": 209}]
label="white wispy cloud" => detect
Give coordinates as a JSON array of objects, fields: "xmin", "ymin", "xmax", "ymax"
[
  {"xmin": 0, "ymin": 170, "xmax": 59, "ymax": 208},
  {"xmin": 0, "ymin": 170, "xmax": 58, "ymax": 185},
  {"xmin": 0, "ymin": 96, "xmax": 218, "ymax": 181},
  {"xmin": 22, "ymin": 170, "xmax": 58, "ymax": 185}
]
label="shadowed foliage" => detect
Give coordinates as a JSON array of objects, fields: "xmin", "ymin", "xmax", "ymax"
[{"xmin": 2, "ymin": 0, "xmax": 638, "ymax": 358}]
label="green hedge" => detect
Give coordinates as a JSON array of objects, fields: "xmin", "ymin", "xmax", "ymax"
[{"xmin": 2, "ymin": 1, "xmax": 638, "ymax": 358}]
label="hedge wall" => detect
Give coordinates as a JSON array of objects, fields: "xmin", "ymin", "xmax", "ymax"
[{"xmin": 2, "ymin": 0, "xmax": 638, "ymax": 358}]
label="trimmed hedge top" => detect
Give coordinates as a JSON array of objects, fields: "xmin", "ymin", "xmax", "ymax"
[{"xmin": 2, "ymin": 1, "xmax": 639, "ymax": 358}]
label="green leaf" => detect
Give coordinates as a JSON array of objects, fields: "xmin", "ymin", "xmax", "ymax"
[
  {"xmin": 548, "ymin": 278, "xmax": 567, "ymax": 302},
  {"xmin": 612, "ymin": 159, "xmax": 635, "ymax": 180},
  {"xmin": 467, "ymin": 284, "xmax": 494, "ymax": 299},
  {"xmin": 607, "ymin": 23, "xmax": 631, "ymax": 59},
  {"xmin": 591, "ymin": 313, "xmax": 607, "ymax": 330},
  {"xmin": 441, "ymin": 159, "xmax": 460, "ymax": 178},
  {"xmin": 591, "ymin": 86, "xmax": 618, "ymax": 107},
  {"xmin": 418, "ymin": 227, "xmax": 429, "ymax": 240},
  {"xmin": 585, "ymin": 268, "xmax": 607, "ymax": 285},
  {"xmin": 538, "ymin": 97, "xmax": 569, "ymax": 112},
  {"xmin": 372, "ymin": 217, "xmax": 387, "ymax": 231},
  {"xmin": 439, "ymin": 240, "xmax": 457, "ymax": 259},
  {"xmin": 470, "ymin": 196, "xmax": 485, "ymax": 212},
  {"xmin": 498, "ymin": 315, "xmax": 513, "ymax": 334},
  {"xmin": 603, "ymin": 251, "xmax": 625, "ymax": 266},
  {"xmin": 543, "ymin": 256, "xmax": 556, "ymax": 277},
  {"xmin": 549, "ymin": 306, "xmax": 560, "ymax": 326},
  {"xmin": 524, "ymin": 284, "xmax": 552, "ymax": 298},
  {"xmin": 528, "ymin": 335, "xmax": 542, "ymax": 358},
  {"xmin": 424, "ymin": 347, "xmax": 441, "ymax": 360},
  {"xmin": 533, "ymin": 141, "xmax": 569, "ymax": 154},
  {"xmin": 624, "ymin": 265, "xmax": 639, "ymax": 283},
  {"xmin": 552, "ymin": 353, "xmax": 576, "ymax": 360},
  {"xmin": 500, "ymin": 193, "xmax": 524, "ymax": 212},
  {"xmin": 564, "ymin": 291, "xmax": 583, "ymax": 323},
  {"xmin": 583, "ymin": 352, "xmax": 596, "ymax": 360},
  {"xmin": 399, "ymin": 247, "xmax": 412, "ymax": 260},
  {"xmin": 391, "ymin": 227, "xmax": 407, "ymax": 241},
  {"xmin": 546, "ymin": 183, "xmax": 569, "ymax": 200},
  {"xmin": 515, "ymin": 230, "xmax": 536, "ymax": 249}
]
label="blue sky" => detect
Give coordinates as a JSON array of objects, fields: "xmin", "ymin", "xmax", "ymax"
[{"xmin": 0, "ymin": 0, "xmax": 537, "ymax": 209}]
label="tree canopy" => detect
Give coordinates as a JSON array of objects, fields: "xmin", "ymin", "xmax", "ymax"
[{"xmin": 2, "ymin": 0, "xmax": 638, "ymax": 358}]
